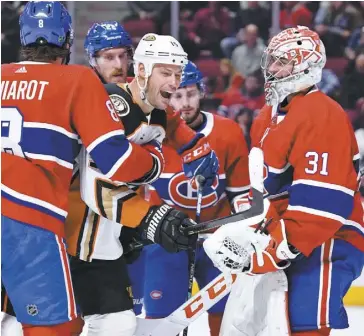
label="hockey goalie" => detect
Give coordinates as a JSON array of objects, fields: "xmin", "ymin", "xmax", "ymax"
[{"xmin": 203, "ymin": 26, "xmax": 364, "ymax": 336}]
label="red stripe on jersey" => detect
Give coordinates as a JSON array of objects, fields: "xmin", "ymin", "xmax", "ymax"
[
  {"xmin": 56, "ymin": 235, "xmax": 77, "ymax": 320},
  {"xmin": 318, "ymin": 239, "xmax": 333, "ymax": 328}
]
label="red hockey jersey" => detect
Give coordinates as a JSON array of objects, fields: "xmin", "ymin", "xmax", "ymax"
[
  {"xmin": 1, "ymin": 62, "xmax": 162, "ymax": 237},
  {"xmin": 251, "ymin": 88, "xmax": 364, "ymax": 256},
  {"xmin": 149, "ymin": 111, "xmax": 250, "ymax": 222}
]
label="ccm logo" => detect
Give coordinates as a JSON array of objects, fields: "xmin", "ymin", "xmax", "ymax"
[
  {"xmin": 183, "ymin": 143, "xmax": 210, "ymax": 163},
  {"xmin": 183, "ymin": 274, "xmax": 237, "ymax": 319}
]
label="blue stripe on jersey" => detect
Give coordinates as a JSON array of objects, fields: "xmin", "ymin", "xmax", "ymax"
[
  {"xmin": 1, "ymin": 189, "xmax": 66, "ymax": 222},
  {"xmin": 89, "ymin": 134, "xmax": 130, "ymax": 175},
  {"xmin": 152, "ymin": 178, "xmax": 170, "ymax": 201},
  {"xmin": 264, "ymin": 165, "xmax": 294, "ymax": 196},
  {"xmin": 289, "ymin": 183, "xmax": 354, "ymax": 219},
  {"xmin": 177, "ymin": 133, "xmax": 204, "ymax": 154},
  {"xmin": 22, "ymin": 127, "xmax": 80, "ymax": 164},
  {"xmin": 339, "ymin": 224, "xmax": 364, "ymax": 237}
]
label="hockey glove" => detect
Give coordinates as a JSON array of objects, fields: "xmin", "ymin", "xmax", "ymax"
[
  {"xmin": 139, "ymin": 204, "xmax": 197, "ymax": 253},
  {"xmin": 120, "ymin": 227, "xmax": 144, "ymax": 264},
  {"xmin": 242, "ymin": 219, "xmax": 300, "ymax": 275},
  {"xmin": 179, "ymin": 135, "xmax": 219, "ymax": 189},
  {"xmin": 203, "ymin": 209, "xmax": 299, "ymax": 275}
]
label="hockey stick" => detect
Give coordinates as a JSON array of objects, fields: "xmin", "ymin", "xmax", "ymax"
[
  {"xmin": 135, "ymin": 272, "xmax": 237, "ymax": 336},
  {"xmin": 183, "ymin": 175, "xmax": 205, "ymax": 336},
  {"xmin": 134, "ymin": 148, "xmax": 265, "ymax": 335},
  {"xmin": 182, "ymin": 147, "xmax": 265, "ymax": 236}
]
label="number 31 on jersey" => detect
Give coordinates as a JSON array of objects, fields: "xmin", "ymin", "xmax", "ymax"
[{"xmin": 305, "ymin": 151, "xmax": 329, "ymax": 176}]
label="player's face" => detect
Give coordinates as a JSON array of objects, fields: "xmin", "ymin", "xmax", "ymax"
[
  {"xmin": 170, "ymin": 84, "xmax": 200, "ymax": 123},
  {"xmin": 267, "ymin": 56, "xmax": 294, "ymax": 80},
  {"xmin": 147, "ymin": 64, "xmax": 182, "ymax": 110},
  {"xmin": 95, "ymin": 47, "xmax": 129, "ymax": 84}
]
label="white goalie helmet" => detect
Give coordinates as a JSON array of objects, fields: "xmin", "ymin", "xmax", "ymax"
[{"xmin": 261, "ymin": 26, "xmax": 326, "ymax": 106}]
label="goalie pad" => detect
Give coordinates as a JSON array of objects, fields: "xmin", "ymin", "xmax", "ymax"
[{"xmin": 220, "ymin": 271, "xmax": 290, "ymax": 336}]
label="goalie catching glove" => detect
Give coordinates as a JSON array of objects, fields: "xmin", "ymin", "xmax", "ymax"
[
  {"xmin": 203, "ymin": 203, "xmax": 300, "ymax": 275},
  {"xmin": 139, "ymin": 204, "xmax": 197, "ymax": 253}
]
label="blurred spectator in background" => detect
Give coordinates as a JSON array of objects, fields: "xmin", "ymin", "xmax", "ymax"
[
  {"xmin": 215, "ymin": 71, "xmax": 264, "ymax": 120},
  {"xmin": 221, "ymin": 1, "xmax": 271, "ymax": 58},
  {"xmin": 231, "ymin": 24, "xmax": 266, "ymax": 78},
  {"xmin": 188, "ymin": 1, "xmax": 232, "ymax": 58},
  {"xmin": 352, "ymin": 97, "xmax": 364, "ymax": 130},
  {"xmin": 238, "ymin": 2, "xmax": 271, "ymax": 41},
  {"xmin": 352, "ymin": 98, "xmax": 364, "ymax": 179},
  {"xmin": 240, "ymin": 71, "xmax": 265, "ymax": 111},
  {"xmin": 317, "ymin": 68, "xmax": 340, "ymax": 98},
  {"xmin": 340, "ymin": 53, "xmax": 364, "ymax": 109},
  {"xmin": 280, "ymin": 1, "xmax": 313, "ymax": 29},
  {"xmin": 314, "ymin": 2, "xmax": 359, "ymax": 57},
  {"xmin": 345, "ymin": 26, "xmax": 364, "ymax": 60},
  {"xmin": 216, "ymin": 74, "xmax": 245, "ymax": 119},
  {"xmin": 234, "ymin": 107, "xmax": 254, "ymax": 147},
  {"xmin": 1, "ymin": 1, "xmax": 21, "ymax": 64},
  {"xmin": 215, "ymin": 58, "xmax": 236, "ymax": 92},
  {"xmin": 125, "ymin": 1, "xmax": 170, "ymax": 34}
]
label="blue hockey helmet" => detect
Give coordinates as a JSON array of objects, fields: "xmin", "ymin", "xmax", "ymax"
[
  {"xmin": 84, "ymin": 21, "xmax": 133, "ymax": 64},
  {"xmin": 19, "ymin": 1, "xmax": 73, "ymax": 48},
  {"xmin": 180, "ymin": 61, "xmax": 205, "ymax": 93}
]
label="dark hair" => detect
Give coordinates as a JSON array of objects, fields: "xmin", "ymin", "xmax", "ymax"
[
  {"xmin": 20, "ymin": 44, "xmax": 69, "ymax": 62},
  {"xmin": 20, "ymin": 34, "xmax": 72, "ymax": 63}
]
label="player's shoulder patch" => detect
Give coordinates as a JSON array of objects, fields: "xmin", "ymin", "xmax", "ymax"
[
  {"xmin": 104, "ymin": 83, "xmax": 131, "ymax": 118},
  {"xmin": 109, "ymin": 94, "xmax": 130, "ymax": 117}
]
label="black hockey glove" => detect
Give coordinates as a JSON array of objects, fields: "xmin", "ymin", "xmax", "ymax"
[
  {"xmin": 139, "ymin": 204, "xmax": 197, "ymax": 253},
  {"xmin": 120, "ymin": 227, "xmax": 145, "ymax": 264}
]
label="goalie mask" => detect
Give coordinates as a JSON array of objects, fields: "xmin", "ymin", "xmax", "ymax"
[{"xmin": 261, "ymin": 26, "xmax": 326, "ymax": 106}]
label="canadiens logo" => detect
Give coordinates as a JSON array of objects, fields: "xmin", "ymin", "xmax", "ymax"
[
  {"xmin": 109, "ymin": 94, "xmax": 130, "ymax": 118},
  {"xmin": 168, "ymin": 172, "xmax": 220, "ymax": 209},
  {"xmin": 150, "ymin": 290, "xmax": 163, "ymax": 300}
]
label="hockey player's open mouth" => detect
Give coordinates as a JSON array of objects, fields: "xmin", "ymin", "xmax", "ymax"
[{"xmin": 160, "ymin": 91, "xmax": 172, "ymax": 99}]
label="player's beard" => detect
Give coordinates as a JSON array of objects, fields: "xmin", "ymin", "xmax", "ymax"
[
  {"xmin": 183, "ymin": 108, "xmax": 201, "ymax": 127},
  {"xmin": 111, "ymin": 69, "xmax": 125, "ymax": 83}
]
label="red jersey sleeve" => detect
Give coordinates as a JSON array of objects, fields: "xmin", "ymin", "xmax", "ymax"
[{"xmin": 71, "ymin": 68, "xmax": 160, "ymax": 183}]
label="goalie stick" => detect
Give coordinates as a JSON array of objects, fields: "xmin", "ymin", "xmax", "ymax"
[
  {"xmin": 134, "ymin": 148, "xmax": 266, "ymax": 336},
  {"xmin": 182, "ymin": 147, "xmax": 265, "ymax": 236},
  {"xmin": 183, "ymin": 175, "xmax": 205, "ymax": 336}
]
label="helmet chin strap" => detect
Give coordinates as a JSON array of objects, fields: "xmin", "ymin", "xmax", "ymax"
[{"xmin": 136, "ymin": 75, "xmax": 154, "ymax": 108}]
